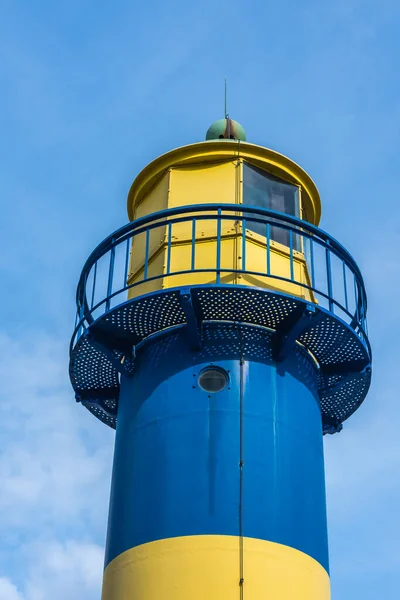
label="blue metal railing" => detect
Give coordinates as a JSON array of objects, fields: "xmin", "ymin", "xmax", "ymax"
[{"xmin": 71, "ymin": 204, "xmax": 368, "ymax": 350}]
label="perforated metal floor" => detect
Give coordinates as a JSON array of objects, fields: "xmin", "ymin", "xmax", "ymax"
[{"xmin": 69, "ymin": 285, "xmax": 371, "ymax": 432}]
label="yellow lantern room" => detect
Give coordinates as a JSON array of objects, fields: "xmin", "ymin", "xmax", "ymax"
[{"xmin": 126, "ymin": 118, "xmax": 321, "ymax": 302}]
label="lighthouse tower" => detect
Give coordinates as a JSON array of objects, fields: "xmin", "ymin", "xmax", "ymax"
[{"xmin": 69, "ymin": 118, "xmax": 371, "ymax": 600}]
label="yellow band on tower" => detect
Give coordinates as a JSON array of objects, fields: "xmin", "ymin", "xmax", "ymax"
[{"xmin": 102, "ymin": 535, "xmax": 330, "ymax": 600}]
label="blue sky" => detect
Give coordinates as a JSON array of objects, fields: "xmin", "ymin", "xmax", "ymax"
[{"xmin": 0, "ymin": 0, "xmax": 399, "ymax": 598}]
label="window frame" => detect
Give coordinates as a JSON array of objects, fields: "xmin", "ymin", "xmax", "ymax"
[{"xmin": 240, "ymin": 160, "xmax": 304, "ymax": 255}]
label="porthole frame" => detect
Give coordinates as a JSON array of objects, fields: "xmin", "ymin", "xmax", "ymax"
[{"xmin": 198, "ymin": 366, "xmax": 229, "ymax": 394}]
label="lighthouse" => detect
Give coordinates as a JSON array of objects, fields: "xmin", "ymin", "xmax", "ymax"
[{"xmin": 69, "ymin": 117, "xmax": 371, "ymax": 599}]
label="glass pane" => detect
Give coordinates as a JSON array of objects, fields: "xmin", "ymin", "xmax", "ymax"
[{"xmin": 243, "ymin": 163, "xmax": 299, "ymax": 248}]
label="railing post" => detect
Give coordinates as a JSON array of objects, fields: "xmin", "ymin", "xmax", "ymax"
[
  {"xmin": 124, "ymin": 237, "xmax": 130, "ymax": 287},
  {"xmin": 216, "ymin": 208, "xmax": 222, "ymax": 284},
  {"xmin": 242, "ymin": 217, "xmax": 247, "ymax": 272},
  {"xmin": 289, "ymin": 229, "xmax": 294, "ymax": 282},
  {"xmin": 310, "ymin": 238, "xmax": 315, "ymax": 289},
  {"xmin": 266, "ymin": 222, "xmax": 271, "ymax": 276},
  {"xmin": 191, "ymin": 218, "xmax": 196, "ymax": 271},
  {"xmin": 78, "ymin": 302, "xmax": 86, "ymax": 340},
  {"xmin": 166, "ymin": 222, "xmax": 172, "ymax": 275},
  {"xmin": 342, "ymin": 260, "xmax": 349, "ymax": 312},
  {"xmin": 144, "ymin": 228, "xmax": 150, "ymax": 280},
  {"xmin": 91, "ymin": 261, "xmax": 97, "ymax": 309},
  {"xmin": 354, "ymin": 276, "xmax": 360, "ymax": 327},
  {"xmin": 106, "ymin": 242, "xmax": 115, "ymax": 313},
  {"xmin": 325, "ymin": 241, "xmax": 334, "ymax": 313}
]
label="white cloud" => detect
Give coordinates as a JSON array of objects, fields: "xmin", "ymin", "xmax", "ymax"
[
  {"xmin": 324, "ymin": 352, "xmax": 400, "ymax": 513},
  {"xmin": 323, "ymin": 351, "xmax": 400, "ymax": 594},
  {"xmin": 0, "ymin": 333, "xmax": 113, "ymax": 530},
  {"xmin": 0, "ymin": 578, "xmax": 25, "ymax": 600},
  {"xmin": 0, "ymin": 540, "xmax": 103, "ymax": 600},
  {"xmin": 0, "ymin": 332, "xmax": 113, "ymax": 598},
  {"xmin": 23, "ymin": 540, "xmax": 103, "ymax": 600}
]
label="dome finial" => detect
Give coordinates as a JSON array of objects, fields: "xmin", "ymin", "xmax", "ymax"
[{"xmin": 206, "ymin": 118, "xmax": 246, "ymax": 141}]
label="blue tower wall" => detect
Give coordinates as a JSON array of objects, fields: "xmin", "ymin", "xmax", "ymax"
[{"xmin": 104, "ymin": 324, "xmax": 329, "ymax": 575}]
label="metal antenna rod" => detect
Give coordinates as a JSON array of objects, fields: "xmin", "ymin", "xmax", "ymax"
[{"xmin": 224, "ymin": 77, "xmax": 228, "ymax": 119}]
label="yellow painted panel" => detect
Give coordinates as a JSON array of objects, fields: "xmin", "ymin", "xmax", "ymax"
[
  {"xmin": 127, "ymin": 236, "xmax": 238, "ymax": 299},
  {"xmin": 102, "ymin": 535, "xmax": 330, "ymax": 600},
  {"xmin": 133, "ymin": 171, "xmax": 170, "ymax": 218},
  {"xmin": 127, "ymin": 249, "xmax": 164, "ymax": 298},
  {"xmin": 130, "ymin": 172, "xmax": 170, "ymax": 276},
  {"xmin": 169, "ymin": 161, "xmax": 239, "ymax": 241},
  {"xmin": 240, "ymin": 234, "xmax": 314, "ymax": 301},
  {"xmin": 164, "ymin": 236, "xmax": 237, "ymax": 288},
  {"xmin": 169, "ymin": 161, "xmax": 238, "ymax": 207}
]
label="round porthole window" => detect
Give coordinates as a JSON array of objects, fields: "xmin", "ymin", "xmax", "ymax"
[{"xmin": 198, "ymin": 367, "xmax": 229, "ymax": 393}]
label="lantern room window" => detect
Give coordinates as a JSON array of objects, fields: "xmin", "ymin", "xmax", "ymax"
[{"xmin": 243, "ymin": 163, "xmax": 300, "ymax": 248}]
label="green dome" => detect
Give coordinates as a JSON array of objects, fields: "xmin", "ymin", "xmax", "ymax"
[{"xmin": 206, "ymin": 118, "xmax": 246, "ymax": 141}]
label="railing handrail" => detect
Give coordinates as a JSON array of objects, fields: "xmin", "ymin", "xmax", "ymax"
[
  {"xmin": 74, "ymin": 204, "xmax": 368, "ymax": 340},
  {"xmin": 77, "ymin": 204, "xmax": 365, "ymax": 290}
]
